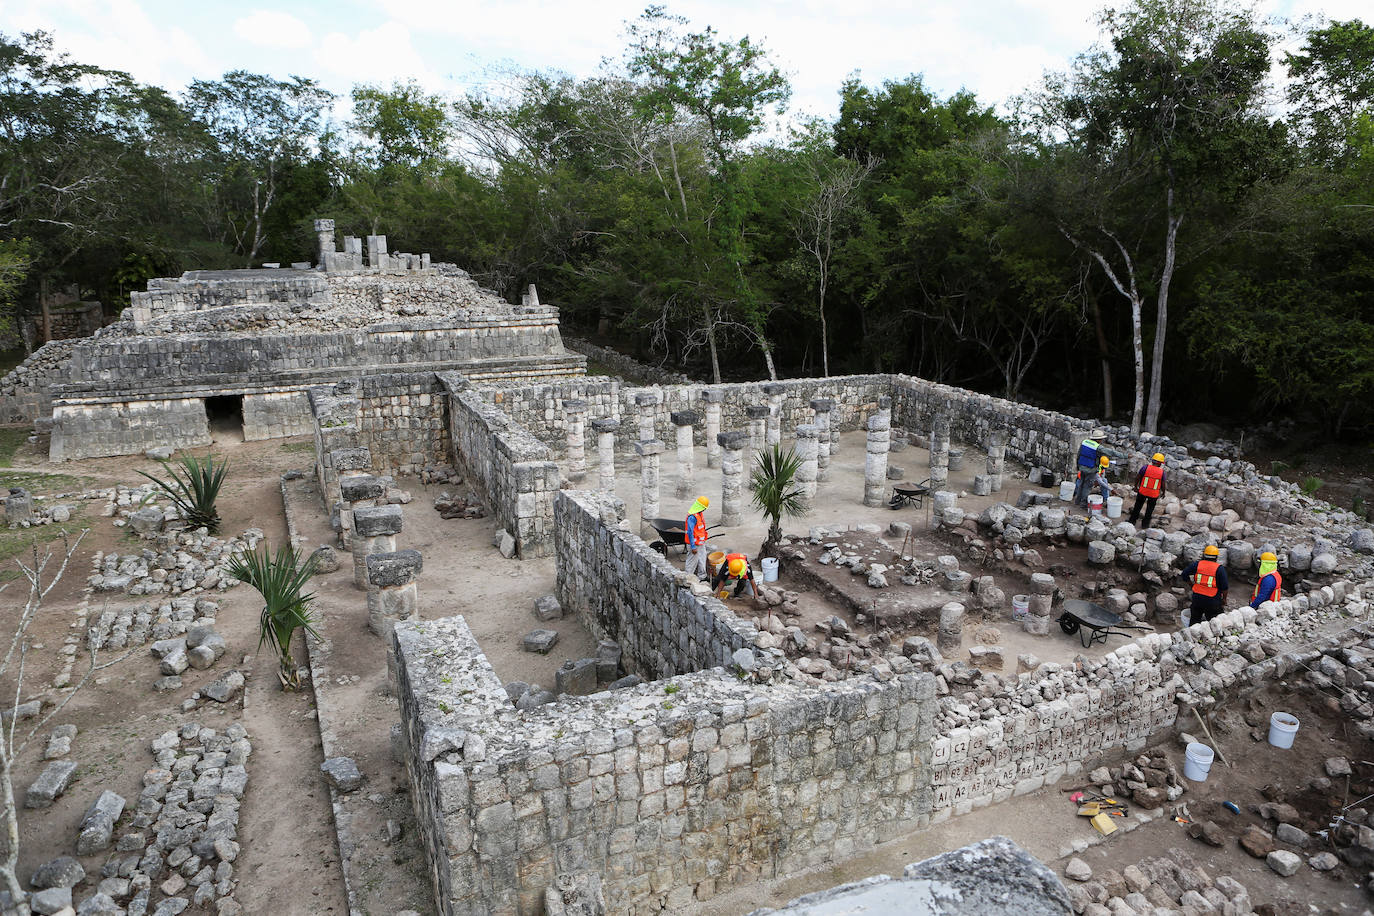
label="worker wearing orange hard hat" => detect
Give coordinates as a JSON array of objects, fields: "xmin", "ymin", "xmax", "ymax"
[
  {"xmin": 1128, "ymin": 452, "xmax": 1168, "ymax": 528},
  {"xmin": 1181, "ymin": 544, "xmax": 1229, "ymax": 625},
  {"xmin": 684, "ymin": 496, "xmax": 711, "ymax": 580},
  {"xmin": 710, "ymin": 551, "xmax": 758, "ymax": 599}
]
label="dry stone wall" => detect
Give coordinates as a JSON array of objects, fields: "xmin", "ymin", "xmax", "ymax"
[
  {"xmin": 441, "ymin": 373, "xmax": 560, "ymax": 558},
  {"xmin": 391, "ymin": 615, "xmax": 937, "ymax": 915},
  {"xmin": 49, "ymin": 396, "xmax": 209, "ymax": 461},
  {"xmin": 357, "ymin": 373, "xmax": 450, "ymax": 476},
  {"xmin": 0, "ymin": 339, "xmax": 75, "ymax": 426},
  {"xmin": 554, "ymin": 490, "xmax": 777, "ymax": 678}
]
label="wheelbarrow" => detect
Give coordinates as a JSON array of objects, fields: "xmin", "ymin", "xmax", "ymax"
[
  {"xmin": 1056, "ymin": 599, "xmax": 1150, "ymax": 648},
  {"xmin": 646, "ymin": 518, "xmax": 720, "ymax": 557}
]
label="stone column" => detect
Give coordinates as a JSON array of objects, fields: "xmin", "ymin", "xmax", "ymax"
[
  {"xmin": 1024, "ymin": 572, "xmax": 1055, "ymax": 636},
  {"xmin": 671, "ymin": 410, "xmax": 698, "ymax": 500},
  {"xmin": 344, "ymin": 236, "xmax": 363, "ymax": 270},
  {"xmin": 366, "ymin": 235, "xmax": 388, "ymax": 269},
  {"xmin": 876, "ymin": 395, "xmax": 892, "ymax": 429},
  {"xmin": 763, "ymin": 383, "xmax": 786, "ymax": 446},
  {"xmin": 591, "ymin": 418, "xmax": 619, "ymax": 495},
  {"xmin": 366, "ymin": 549, "xmax": 421, "ymax": 636},
  {"xmin": 338, "ymin": 470, "xmax": 383, "ymax": 550},
  {"xmin": 563, "ymin": 399, "xmax": 588, "ymax": 482},
  {"xmin": 313, "ymin": 218, "xmax": 335, "ymax": 268},
  {"xmin": 4, "ymin": 487, "xmax": 33, "ymax": 525},
  {"xmin": 929, "ymin": 413, "xmax": 951, "ymax": 492},
  {"xmin": 634, "ymin": 390, "xmax": 660, "ymax": 443},
  {"xmin": 795, "ymin": 424, "xmax": 819, "ymax": 508},
  {"xmin": 746, "ymin": 405, "xmax": 769, "ymax": 459},
  {"xmin": 863, "ymin": 413, "xmax": 890, "ymax": 508},
  {"xmin": 637, "ymin": 439, "xmax": 664, "ymax": 539},
  {"xmin": 718, "ymin": 431, "xmax": 749, "ymax": 527},
  {"xmin": 987, "ymin": 427, "xmax": 1007, "ymax": 493},
  {"xmin": 937, "ymin": 602, "xmax": 965, "ymax": 654},
  {"xmin": 810, "ymin": 398, "xmax": 834, "ymax": 482},
  {"xmin": 328, "ymin": 446, "xmax": 371, "ymax": 530},
  {"xmin": 703, "ymin": 390, "xmax": 724, "ymax": 469},
  {"xmin": 351, "ymin": 505, "xmax": 402, "ymax": 590}
]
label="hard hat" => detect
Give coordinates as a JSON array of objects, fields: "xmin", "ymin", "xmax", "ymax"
[
  {"xmin": 1091, "ymin": 427, "xmax": 1107, "ymax": 439},
  {"xmin": 1152, "ymin": 453, "xmax": 1166, "ymax": 463},
  {"xmin": 1260, "ymin": 551, "xmax": 1277, "ymax": 562},
  {"xmin": 1099, "ymin": 456, "xmax": 1110, "ymax": 467},
  {"xmin": 697, "ymin": 496, "xmax": 709, "ymax": 508},
  {"xmin": 1203, "ymin": 545, "xmax": 1220, "ymax": 557},
  {"xmin": 728, "ymin": 558, "xmax": 746, "ymax": 577}
]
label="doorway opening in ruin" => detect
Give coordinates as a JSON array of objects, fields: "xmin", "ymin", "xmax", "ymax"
[{"xmin": 205, "ymin": 394, "xmax": 244, "ymax": 441}]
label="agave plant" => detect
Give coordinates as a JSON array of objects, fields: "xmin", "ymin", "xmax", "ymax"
[
  {"xmin": 226, "ymin": 543, "xmax": 320, "ymax": 690},
  {"xmin": 138, "ymin": 455, "xmax": 228, "ymax": 532},
  {"xmin": 749, "ymin": 444, "xmax": 809, "ymax": 556}
]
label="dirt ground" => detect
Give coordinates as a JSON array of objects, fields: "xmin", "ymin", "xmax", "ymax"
[{"xmin": 3, "ymin": 429, "xmax": 349, "ymax": 916}]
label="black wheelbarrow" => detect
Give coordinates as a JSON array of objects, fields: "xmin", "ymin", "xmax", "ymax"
[
  {"xmin": 889, "ymin": 478, "xmax": 932, "ymax": 510},
  {"xmin": 1056, "ymin": 599, "xmax": 1149, "ymax": 648},
  {"xmin": 646, "ymin": 518, "xmax": 720, "ymax": 556}
]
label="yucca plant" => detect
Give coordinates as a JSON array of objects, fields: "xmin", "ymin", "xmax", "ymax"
[
  {"xmin": 138, "ymin": 455, "xmax": 228, "ymax": 532},
  {"xmin": 226, "ymin": 544, "xmax": 320, "ymax": 689},
  {"xmin": 750, "ymin": 444, "xmax": 809, "ymax": 556}
]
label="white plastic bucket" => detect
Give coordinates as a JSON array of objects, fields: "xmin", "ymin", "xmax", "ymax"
[
  {"xmin": 1058, "ymin": 480, "xmax": 1075, "ymax": 502},
  {"xmin": 1088, "ymin": 494, "xmax": 1104, "ymax": 517},
  {"xmin": 1268, "ymin": 712, "xmax": 1299, "ymax": 749},
  {"xmin": 760, "ymin": 556, "xmax": 779, "ymax": 583},
  {"xmin": 1012, "ymin": 595, "xmax": 1030, "ymax": 620},
  {"xmin": 1183, "ymin": 742, "xmax": 1214, "ymax": 782},
  {"xmin": 1106, "ymin": 495, "xmax": 1123, "ymax": 518}
]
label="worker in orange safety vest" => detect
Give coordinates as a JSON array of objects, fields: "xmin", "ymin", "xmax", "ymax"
[
  {"xmin": 1128, "ymin": 452, "xmax": 1167, "ymax": 528},
  {"xmin": 684, "ymin": 496, "xmax": 710, "ymax": 580},
  {"xmin": 710, "ymin": 552, "xmax": 758, "ymax": 599},
  {"xmin": 1181, "ymin": 544, "xmax": 1228, "ymax": 625}
]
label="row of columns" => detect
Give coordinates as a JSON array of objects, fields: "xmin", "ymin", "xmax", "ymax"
[
  {"xmin": 330, "ymin": 446, "xmax": 420, "ymax": 639},
  {"xmin": 565, "ymin": 389, "xmax": 995, "ymax": 532}
]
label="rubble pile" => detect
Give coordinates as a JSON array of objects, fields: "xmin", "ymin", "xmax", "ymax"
[
  {"xmin": 1062, "ymin": 854, "xmax": 1260, "ymax": 916},
  {"xmin": 90, "ymin": 527, "xmax": 263, "ymax": 597}
]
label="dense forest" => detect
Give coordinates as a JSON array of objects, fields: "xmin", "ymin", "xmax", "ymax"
[{"xmin": 1, "ymin": 0, "xmax": 1371, "ymax": 437}]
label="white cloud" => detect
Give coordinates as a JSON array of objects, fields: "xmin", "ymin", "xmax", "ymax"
[
  {"xmin": 232, "ymin": 10, "xmax": 312, "ymax": 50},
  {"xmin": 313, "ymin": 21, "xmax": 444, "ymax": 90}
]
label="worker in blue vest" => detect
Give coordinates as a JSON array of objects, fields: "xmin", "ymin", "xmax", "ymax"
[
  {"xmin": 1249, "ymin": 552, "xmax": 1282, "ymax": 608},
  {"xmin": 1181, "ymin": 545, "xmax": 1229, "ymax": 625},
  {"xmin": 1073, "ymin": 429, "xmax": 1107, "ymax": 507}
]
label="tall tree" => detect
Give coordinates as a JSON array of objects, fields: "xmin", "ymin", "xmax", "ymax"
[
  {"xmin": 185, "ymin": 71, "xmax": 333, "ymax": 265},
  {"xmin": 1284, "ymin": 18, "xmax": 1374, "ymax": 166},
  {"xmin": 1026, "ymin": 0, "xmax": 1274, "ymax": 432}
]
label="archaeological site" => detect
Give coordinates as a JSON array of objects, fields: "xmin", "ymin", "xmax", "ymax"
[{"xmin": 4, "ymin": 227, "xmax": 1374, "ymax": 916}]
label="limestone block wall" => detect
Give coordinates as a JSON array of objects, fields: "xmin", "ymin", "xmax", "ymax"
[
  {"xmin": 357, "ymin": 373, "xmax": 450, "ymax": 476},
  {"xmin": 242, "ymin": 390, "xmax": 314, "ymax": 442},
  {"xmin": 561, "ymin": 336, "xmax": 695, "ymax": 386},
  {"xmin": 440, "ymin": 373, "xmax": 560, "ymax": 558},
  {"xmin": 392, "ymin": 615, "xmax": 937, "ymax": 915},
  {"xmin": 554, "ymin": 490, "xmax": 772, "ymax": 678},
  {"xmin": 128, "ymin": 272, "xmax": 329, "ymax": 326},
  {"xmin": 49, "ymin": 396, "xmax": 209, "ymax": 461},
  {"xmin": 308, "ymin": 384, "xmax": 363, "ymax": 513}
]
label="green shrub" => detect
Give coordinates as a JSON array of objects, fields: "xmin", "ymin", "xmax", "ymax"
[
  {"xmin": 226, "ymin": 543, "xmax": 320, "ymax": 689},
  {"xmin": 138, "ymin": 455, "xmax": 228, "ymax": 532},
  {"xmin": 1300, "ymin": 476, "xmax": 1325, "ymax": 496}
]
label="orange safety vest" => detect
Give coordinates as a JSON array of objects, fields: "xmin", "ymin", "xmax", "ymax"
[
  {"xmin": 1138, "ymin": 464, "xmax": 1164, "ymax": 499},
  {"xmin": 723, "ymin": 552, "xmax": 749, "ymax": 578},
  {"xmin": 1191, "ymin": 559, "xmax": 1220, "ymax": 597},
  {"xmin": 685, "ymin": 512, "xmax": 708, "ymax": 546},
  {"xmin": 1252, "ymin": 571, "xmax": 1282, "ymax": 603}
]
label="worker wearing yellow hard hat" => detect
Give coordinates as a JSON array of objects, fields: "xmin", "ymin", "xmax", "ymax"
[
  {"xmin": 1129, "ymin": 452, "xmax": 1168, "ymax": 528},
  {"xmin": 1182, "ymin": 543, "xmax": 1229, "ymax": 625},
  {"xmin": 1250, "ymin": 551, "xmax": 1282, "ymax": 608},
  {"xmin": 1091, "ymin": 455, "xmax": 1112, "ymax": 506},
  {"xmin": 710, "ymin": 551, "xmax": 758, "ymax": 599},
  {"xmin": 684, "ymin": 496, "xmax": 711, "ymax": 580}
]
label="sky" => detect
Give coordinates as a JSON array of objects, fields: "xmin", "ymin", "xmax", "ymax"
[{"xmin": 3, "ymin": 0, "xmax": 1367, "ymax": 125}]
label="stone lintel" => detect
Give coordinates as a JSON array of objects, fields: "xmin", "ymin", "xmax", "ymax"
[
  {"xmin": 634, "ymin": 391, "xmax": 661, "ymax": 407},
  {"xmin": 670, "ymin": 410, "xmax": 700, "ymax": 427},
  {"xmin": 809, "ymin": 398, "xmax": 835, "ymax": 412},
  {"xmin": 762, "ymin": 383, "xmax": 787, "ymax": 396},
  {"xmin": 590, "ymin": 418, "xmax": 620, "ymax": 434},
  {"xmin": 634, "ymin": 440, "xmax": 665, "ymax": 457},
  {"xmin": 353, "ymin": 504, "xmax": 404, "ymax": 537},
  {"xmin": 340, "ymin": 475, "xmax": 385, "ymax": 502},
  {"xmin": 367, "ymin": 549, "xmax": 423, "ymax": 587},
  {"xmin": 745, "ymin": 405, "xmax": 771, "ymax": 420},
  {"xmin": 718, "ymin": 431, "xmax": 750, "ymax": 450},
  {"xmin": 330, "ymin": 447, "xmax": 372, "ymax": 471},
  {"xmin": 701, "ymin": 389, "xmax": 726, "ymax": 403}
]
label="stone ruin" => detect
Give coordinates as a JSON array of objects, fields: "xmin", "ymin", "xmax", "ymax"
[
  {"xmin": 10, "ymin": 229, "xmax": 1374, "ymax": 915},
  {"xmin": 0, "ymin": 220, "xmax": 585, "ymax": 459}
]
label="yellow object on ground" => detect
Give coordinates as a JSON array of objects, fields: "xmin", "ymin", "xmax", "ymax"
[
  {"xmin": 1077, "ymin": 803, "xmax": 1101, "ymax": 816},
  {"xmin": 1091, "ymin": 813, "xmax": 1118, "ymax": 836}
]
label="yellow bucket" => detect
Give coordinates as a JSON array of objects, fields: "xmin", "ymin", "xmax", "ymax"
[{"xmin": 707, "ymin": 551, "xmax": 725, "ymax": 577}]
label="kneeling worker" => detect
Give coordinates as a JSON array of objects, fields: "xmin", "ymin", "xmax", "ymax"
[
  {"xmin": 1182, "ymin": 544, "xmax": 1228, "ymax": 625},
  {"xmin": 1250, "ymin": 552, "xmax": 1282, "ymax": 608},
  {"xmin": 711, "ymin": 552, "xmax": 759, "ymax": 599}
]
